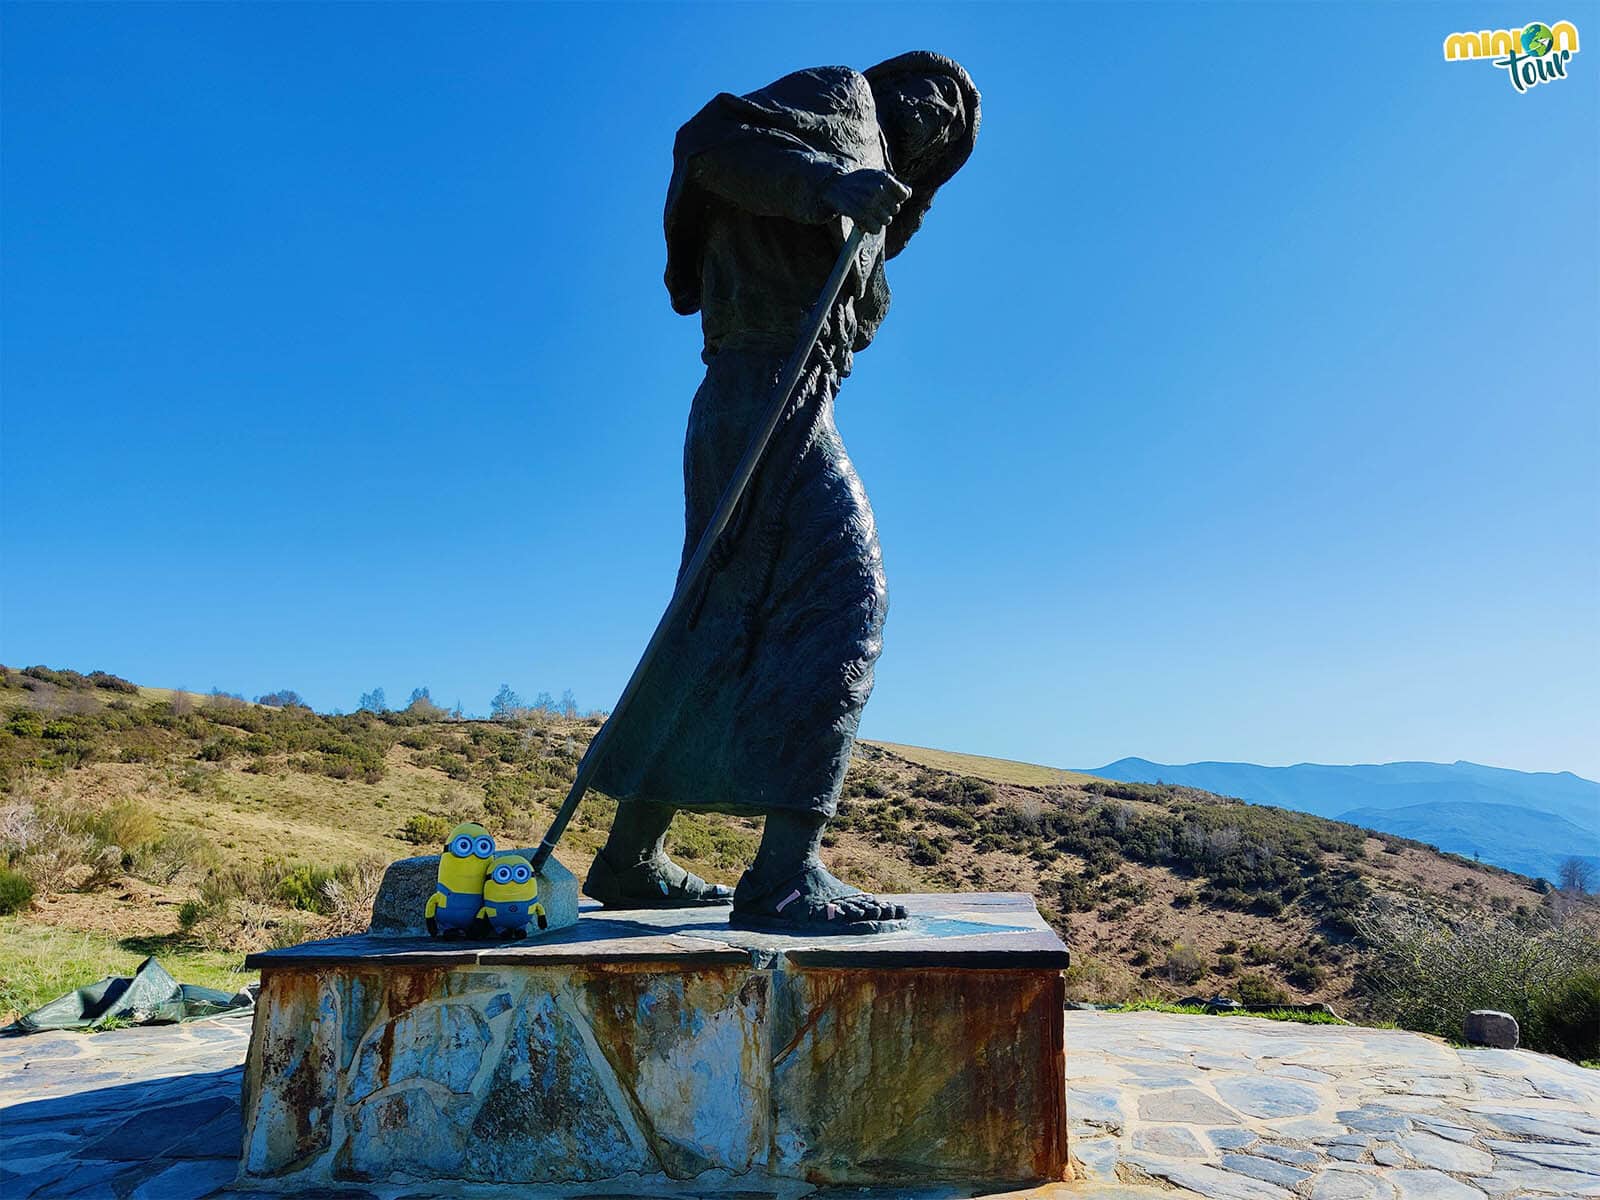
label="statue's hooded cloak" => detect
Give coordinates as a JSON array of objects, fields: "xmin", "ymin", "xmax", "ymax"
[{"xmin": 663, "ymin": 53, "xmax": 980, "ymax": 334}]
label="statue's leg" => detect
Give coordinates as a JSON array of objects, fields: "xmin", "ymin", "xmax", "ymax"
[
  {"xmin": 582, "ymin": 798, "xmax": 734, "ymax": 909},
  {"xmin": 731, "ymin": 810, "xmax": 907, "ymax": 932}
]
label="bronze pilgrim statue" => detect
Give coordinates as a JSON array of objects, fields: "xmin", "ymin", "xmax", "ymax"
[{"xmin": 581, "ymin": 51, "xmax": 980, "ymax": 933}]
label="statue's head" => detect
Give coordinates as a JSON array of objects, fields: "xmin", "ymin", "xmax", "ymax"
[{"xmin": 864, "ymin": 51, "xmax": 981, "ymax": 258}]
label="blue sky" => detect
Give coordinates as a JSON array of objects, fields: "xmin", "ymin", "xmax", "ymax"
[{"xmin": 3, "ymin": 3, "xmax": 1596, "ymax": 777}]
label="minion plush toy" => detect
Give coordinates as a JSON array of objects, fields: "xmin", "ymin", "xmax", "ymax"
[
  {"xmin": 477, "ymin": 854, "xmax": 547, "ymax": 939},
  {"xmin": 426, "ymin": 822, "xmax": 496, "ymax": 938}
]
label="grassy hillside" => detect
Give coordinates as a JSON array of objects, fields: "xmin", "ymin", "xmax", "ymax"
[
  {"xmin": 2, "ymin": 664, "xmax": 1594, "ymax": 1060},
  {"xmin": 865, "ymin": 741, "xmax": 1101, "ymax": 789}
]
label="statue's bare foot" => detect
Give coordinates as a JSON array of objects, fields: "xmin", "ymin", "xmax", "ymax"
[
  {"xmin": 730, "ymin": 862, "xmax": 908, "ymax": 934},
  {"xmin": 583, "ymin": 849, "xmax": 733, "ymax": 909}
]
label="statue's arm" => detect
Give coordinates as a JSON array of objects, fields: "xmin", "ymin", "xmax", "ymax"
[
  {"xmin": 687, "ymin": 133, "xmax": 843, "ymax": 224},
  {"xmin": 425, "ymin": 891, "xmax": 443, "ymax": 918},
  {"xmin": 691, "ymin": 138, "xmax": 911, "ymax": 235}
]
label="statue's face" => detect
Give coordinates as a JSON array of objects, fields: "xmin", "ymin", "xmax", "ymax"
[{"xmin": 881, "ymin": 75, "xmax": 962, "ymax": 180}]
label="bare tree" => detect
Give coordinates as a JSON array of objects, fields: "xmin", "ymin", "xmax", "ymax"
[{"xmin": 1558, "ymin": 856, "xmax": 1595, "ymax": 896}]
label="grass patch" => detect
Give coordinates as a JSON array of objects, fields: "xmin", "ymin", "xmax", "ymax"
[
  {"xmin": 0, "ymin": 918, "xmax": 252, "ymax": 1024},
  {"xmin": 1108, "ymin": 999, "xmax": 1346, "ymax": 1025},
  {"xmin": 867, "ymin": 741, "xmax": 1101, "ymax": 789}
]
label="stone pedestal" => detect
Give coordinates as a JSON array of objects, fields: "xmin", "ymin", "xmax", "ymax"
[{"xmin": 239, "ymin": 892, "xmax": 1069, "ymax": 1193}]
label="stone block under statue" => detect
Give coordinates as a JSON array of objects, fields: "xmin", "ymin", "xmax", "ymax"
[{"xmin": 239, "ymin": 892, "xmax": 1069, "ymax": 1192}]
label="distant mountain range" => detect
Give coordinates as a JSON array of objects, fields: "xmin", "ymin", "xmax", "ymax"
[{"xmin": 1089, "ymin": 758, "xmax": 1600, "ymax": 884}]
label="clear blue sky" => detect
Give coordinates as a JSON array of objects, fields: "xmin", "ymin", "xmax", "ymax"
[{"xmin": 3, "ymin": 4, "xmax": 1596, "ymax": 777}]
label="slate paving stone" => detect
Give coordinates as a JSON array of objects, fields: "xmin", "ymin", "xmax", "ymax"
[
  {"xmin": 1208, "ymin": 1128, "xmax": 1260, "ymax": 1150},
  {"xmin": 130, "ymin": 1157, "xmax": 239, "ymax": 1200},
  {"xmin": 1270, "ymin": 1117, "xmax": 1347, "ymax": 1139},
  {"xmin": 1411, "ymin": 1118, "xmax": 1476, "ymax": 1144},
  {"xmin": 1070, "ymin": 1135, "xmax": 1122, "ymax": 1180},
  {"xmin": 75, "ymin": 1095, "xmax": 235, "ymax": 1161},
  {"xmin": 1466, "ymin": 1103, "xmax": 1600, "ymax": 1130},
  {"xmin": 25, "ymin": 1156, "xmax": 144, "ymax": 1198},
  {"xmin": 1311, "ymin": 1168, "xmax": 1399, "ymax": 1200},
  {"xmin": 1389, "ymin": 1168, "xmax": 1488, "ymax": 1199},
  {"xmin": 1215, "ymin": 1078, "xmax": 1323, "ymax": 1118},
  {"xmin": 1131, "ymin": 1126, "xmax": 1206, "ymax": 1158},
  {"xmin": 209, "ymin": 1189, "xmax": 378, "ymax": 1199},
  {"xmin": 1255, "ymin": 1144, "xmax": 1322, "ymax": 1167},
  {"xmin": 1130, "ymin": 1158, "xmax": 1296, "ymax": 1200},
  {"xmin": 1116, "ymin": 1073, "xmax": 1194, "ymax": 1089},
  {"xmin": 1193, "ymin": 1053, "xmax": 1256, "ymax": 1072},
  {"xmin": 1137, "ymin": 1087, "xmax": 1242, "ymax": 1125},
  {"xmin": 1068, "ymin": 1087, "xmax": 1128, "ymax": 1133},
  {"xmin": 1470, "ymin": 1110, "xmax": 1595, "ymax": 1143},
  {"xmin": 1340, "ymin": 1109, "xmax": 1414, "ymax": 1134},
  {"xmin": 1221, "ymin": 1153, "xmax": 1313, "ymax": 1187},
  {"xmin": 1278, "ymin": 1066, "xmax": 1336, "ymax": 1083},
  {"xmin": 1394, "ymin": 1132, "xmax": 1492, "ymax": 1175},
  {"xmin": 166, "ymin": 1108, "xmax": 244, "ymax": 1160},
  {"xmin": 1485, "ymin": 1140, "xmax": 1600, "ymax": 1170},
  {"xmin": 1475, "ymin": 1164, "xmax": 1600, "ymax": 1197},
  {"xmin": 6, "ymin": 1134, "xmax": 77, "ymax": 1157}
]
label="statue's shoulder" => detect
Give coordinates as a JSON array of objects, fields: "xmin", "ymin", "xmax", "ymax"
[{"xmin": 745, "ymin": 64, "xmax": 874, "ymax": 123}]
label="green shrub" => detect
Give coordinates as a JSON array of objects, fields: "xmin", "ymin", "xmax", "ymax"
[
  {"xmin": 87, "ymin": 671, "xmax": 138, "ymax": 694},
  {"xmin": 127, "ymin": 830, "xmax": 218, "ymax": 885},
  {"xmin": 915, "ymin": 774, "xmax": 996, "ymax": 807},
  {"xmin": 276, "ymin": 864, "xmax": 337, "ymax": 914},
  {"xmin": 1163, "ymin": 943, "xmax": 1208, "ymax": 985},
  {"xmin": 402, "ymin": 814, "xmax": 452, "ymax": 845},
  {"xmin": 1234, "ymin": 972, "xmax": 1291, "ymax": 1006},
  {"xmin": 1531, "ymin": 970, "xmax": 1600, "ymax": 1063},
  {"xmin": 1355, "ymin": 902, "xmax": 1600, "ymax": 1060},
  {"xmin": 91, "ymin": 800, "xmax": 159, "ymax": 851},
  {"xmin": 0, "ymin": 868, "xmax": 35, "ymax": 914},
  {"xmin": 6, "ymin": 711, "xmax": 44, "ymax": 738}
]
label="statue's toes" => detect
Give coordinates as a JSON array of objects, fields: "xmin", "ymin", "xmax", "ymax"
[
  {"xmin": 828, "ymin": 894, "xmax": 900, "ymax": 923},
  {"xmin": 832, "ymin": 896, "xmax": 872, "ymax": 920}
]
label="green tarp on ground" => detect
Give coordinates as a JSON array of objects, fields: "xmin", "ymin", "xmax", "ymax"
[{"xmin": 3, "ymin": 956, "xmax": 251, "ymax": 1034}]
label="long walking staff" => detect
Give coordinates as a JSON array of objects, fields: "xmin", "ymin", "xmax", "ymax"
[{"xmin": 529, "ymin": 223, "xmax": 868, "ymax": 874}]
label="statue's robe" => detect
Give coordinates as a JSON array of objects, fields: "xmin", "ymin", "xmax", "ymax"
[{"xmin": 589, "ymin": 66, "xmax": 898, "ymax": 819}]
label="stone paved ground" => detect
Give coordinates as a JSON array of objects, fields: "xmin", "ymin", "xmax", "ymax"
[
  {"xmin": 1067, "ymin": 1011, "xmax": 1600, "ymax": 1200},
  {"xmin": 2, "ymin": 1011, "xmax": 1597, "ymax": 1199}
]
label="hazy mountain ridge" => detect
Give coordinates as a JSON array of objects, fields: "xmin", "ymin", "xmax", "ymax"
[{"xmin": 1091, "ymin": 757, "xmax": 1599, "ymax": 882}]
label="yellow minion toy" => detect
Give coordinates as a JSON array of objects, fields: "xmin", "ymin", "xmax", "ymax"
[
  {"xmin": 426, "ymin": 822, "xmax": 495, "ymax": 938},
  {"xmin": 477, "ymin": 854, "xmax": 547, "ymax": 939}
]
